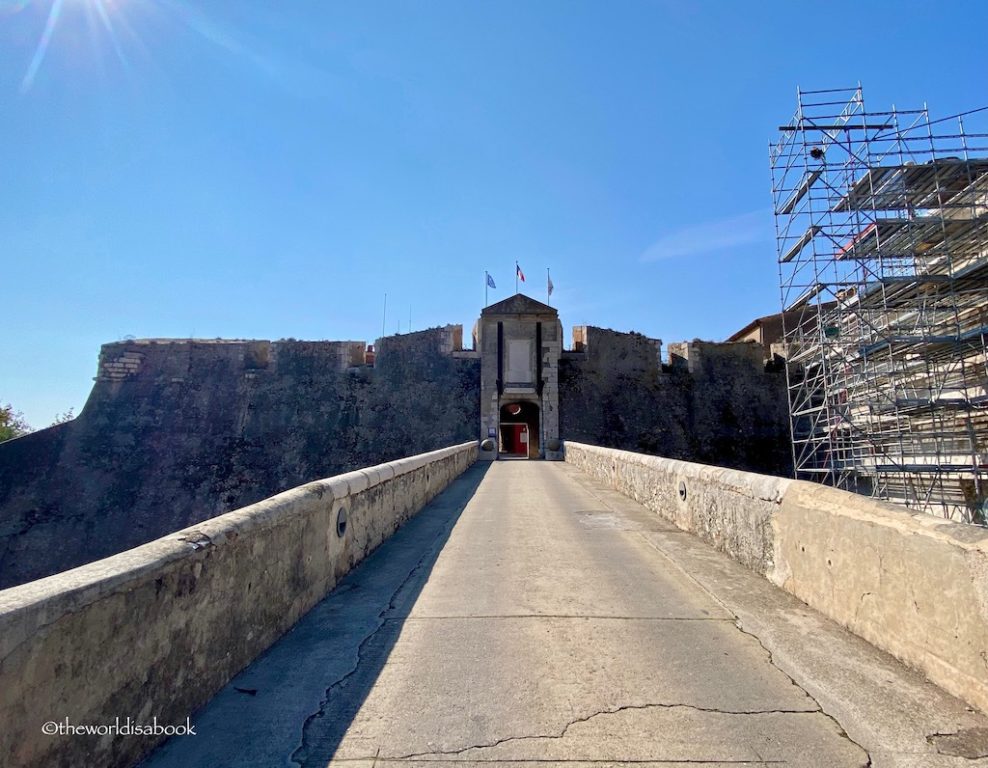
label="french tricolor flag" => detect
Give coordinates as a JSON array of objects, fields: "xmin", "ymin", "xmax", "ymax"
[{"xmin": 516, "ymin": 262, "xmax": 526, "ymax": 282}]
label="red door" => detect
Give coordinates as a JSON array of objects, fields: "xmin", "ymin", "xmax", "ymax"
[{"xmin": 502, "ymin": 424, "xmax": 529, "ymax": 455}]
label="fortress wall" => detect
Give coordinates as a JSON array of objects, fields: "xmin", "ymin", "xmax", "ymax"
[
  {"xmin": 570, "ymin": 325, "xmax": 663, "ymax": 369},
  {"xmin": 559, "ymin": 330, "xmax": 790, "ymax": 475},
  {"xmin": 0, "ymin": 441, "xmax": 477, "ymax": 768},
  {"xmin": 679, "ymin": 340, "xmax": 791, "ymax": 473},
  {"xmin": 372, "ymin": 326, "xmax": 481, "ymax": 461},
  {"xmin": 564, "ymin": 441, "xmax": 988, "ymax": 716},
  {"xmin": 0, "ymin": 331, "xmax": 479, "ymax": 589},
  {"xmin": 1, "ymin": 324, "xmax": 781, "ymax": 591}
]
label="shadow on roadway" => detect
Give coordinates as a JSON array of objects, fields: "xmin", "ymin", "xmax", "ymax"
[{"xmin": 140, "ymin": 461, "xmax": 490, "ymax": 768}]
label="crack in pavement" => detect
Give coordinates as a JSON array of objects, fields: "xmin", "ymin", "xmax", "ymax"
[
  {"xmin": 730, "ymin": 618, "xmax": 872, "ymax": 768},
  {"xmin": 388, "ymin": 701, "xmax": 824, "ymax": 761},
  {"xmin": 289, "ymin": 507, "xmax": 462, "ymax": 768},
  {"xmin": 292, "ymin": 468, "xmax": 873, "ymax": 768},
  {"xmin": 635, "ymin": 531, "xmax": 873, "ymax": 768}
]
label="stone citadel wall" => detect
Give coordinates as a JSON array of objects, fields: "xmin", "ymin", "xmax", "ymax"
[
  {"xmin": 0, "ymin": 322, "xmax": 789, "ymax": 589},
  {"xmin": 559, "ymin": 328, "xmax": 791, "ymax": 476},
  {"xmin": 0, "ymin": 327, "xmax": 479, "ymax": 589}
]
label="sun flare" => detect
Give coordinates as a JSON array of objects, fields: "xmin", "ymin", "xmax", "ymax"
[{"xmin": 16, "ymin": 0, "xmax": 136, "ymax": 93}]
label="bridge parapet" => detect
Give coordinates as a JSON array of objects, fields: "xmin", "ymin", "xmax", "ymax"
[
  {"xmin": 564, "ymin": 441, "xmax": 988, "ymax": 716},
  {"xmin": 0, "ymin": 442, "xmax": 477, "ymax": 768}
]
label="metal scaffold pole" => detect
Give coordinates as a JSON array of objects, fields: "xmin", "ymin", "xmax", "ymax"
[{"xmin": 771, "ymin": 86, "xmax": 988, "ymax": 525}]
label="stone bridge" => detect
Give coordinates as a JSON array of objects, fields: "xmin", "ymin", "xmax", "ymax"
[{"xmin": 3, "ymin": 443, "xmax": 988, "ymax": 767}]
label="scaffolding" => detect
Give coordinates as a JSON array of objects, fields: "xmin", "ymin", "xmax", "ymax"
[{"xmin": 770, "ymin": 86, "xmax": 988, "ymax": 524}]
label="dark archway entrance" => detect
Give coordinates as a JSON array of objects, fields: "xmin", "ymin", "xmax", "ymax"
[{"xmin": 499, "ymin": 401, "xmax": 540, "ymax": 459}]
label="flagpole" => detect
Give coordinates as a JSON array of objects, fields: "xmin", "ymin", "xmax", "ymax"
[
  {"xmin": 485, "ymin": 271, "xmax": 489, "ymax": 306},
  {"xmin": 515, "ymin": 261, "xmax": 519, "ymax": 293},
  {"xmin": 547, "ymin": 268, "xmax": 550, "ymax": 306}
]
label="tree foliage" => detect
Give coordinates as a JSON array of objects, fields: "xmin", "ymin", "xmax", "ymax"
[
  {"xmin": 51, "ymin": 408, "xmax": 75, "ymax": 426},
  {"xmin": 0, "ymin": 403, "xmax": 31, "ymax": 443}
]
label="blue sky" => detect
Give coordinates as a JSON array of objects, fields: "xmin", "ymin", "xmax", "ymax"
[{"xmin": 2, "ymin": 0, "xmax": 987, "ymax": 427}]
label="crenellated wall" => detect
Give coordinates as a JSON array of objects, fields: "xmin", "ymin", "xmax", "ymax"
[
  {"xmin": 559, "ymin": 329, "xmax": 791, "ymax": 475},
  {"xmin": 0, "ymin": 442, "xmax": 477, "ymax": 768}
]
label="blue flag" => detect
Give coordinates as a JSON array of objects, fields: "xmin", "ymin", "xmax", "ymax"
[{"xmin": 486, "ymin": 273, "xmax": 496, "ymax": 289}]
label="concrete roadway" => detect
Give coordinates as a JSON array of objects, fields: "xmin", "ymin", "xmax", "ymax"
[{"xmin": 141, "ymin": 461, "xmax": 988, "ymax": 768}]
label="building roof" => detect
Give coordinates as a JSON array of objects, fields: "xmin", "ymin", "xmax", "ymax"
[
  {"xmin": 726, "ymin": 304, "xmax": 838, "ymax": 343},
  {"xmin": 481, "ymin": 293, "xmax": 557, "ymax": 316},
  {"xmin": 726, "ymin": 313, "xmax": 787, "ymax": 342}
]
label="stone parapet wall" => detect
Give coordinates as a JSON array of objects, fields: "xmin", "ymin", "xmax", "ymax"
[
  {"xmin": 0, "ymin": 442, "xmax": 477, "ymax": 768},
  {"xmin": 96, "ymin": 338, "xmax": 372, "ymax": 383},
  {"xmin": 564, "ymin": 441, "xmax": 988, "ymax": 716},
  {"xmin": 667, "ymin": 339, "xmax": 764, "ymax": 375},
  {"xmin": 573, "ymin": 326, "xmax": 662, "ymax": 369}
]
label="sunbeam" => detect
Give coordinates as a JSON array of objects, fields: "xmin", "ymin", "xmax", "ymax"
[
  {"xmin": 93, "ymin": 0, "xmax": 129, "ymax": 70},
  {"xmin": 16, "ymin": 0, "xmax": 146, "ymax": 93},
  {"xmin": 13, "ymin": 0, "xmax": 315, "ymax": 97},
  {"xmin": 20, "ymin": 0, "xmax": 63, "ymax": 93}
]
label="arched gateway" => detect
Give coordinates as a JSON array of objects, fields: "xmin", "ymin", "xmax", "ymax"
[
  {"xmin": 475, "ymin": 293, "xmax": 562, "ymax": 461},
  {"xmin": 499, "ymin": 401, "xmax": 540, "ymax": 458}
]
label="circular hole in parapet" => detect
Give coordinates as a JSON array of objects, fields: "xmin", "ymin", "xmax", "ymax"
[
  {"xmin": 336, "ymin": 507, "xmax": 348, "ymax": 538},
  {"xmin": 678, "ymin": 481, "xmax": 687, "ymax": 502}
]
